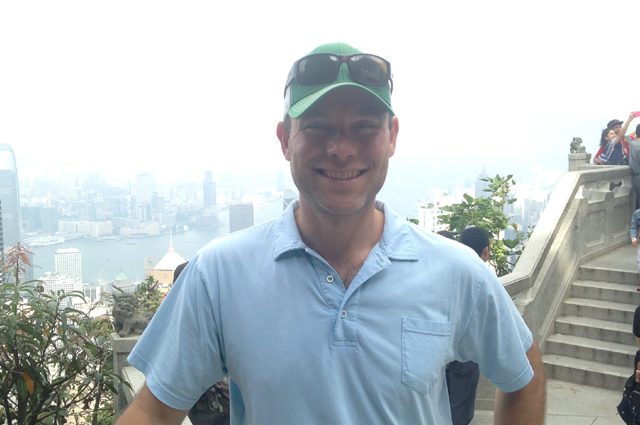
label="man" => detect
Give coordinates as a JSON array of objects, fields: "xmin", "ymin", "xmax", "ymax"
[
  {"xmin": 115, "ymin": 42, "xmax": 546, "ymax": 425},
  {"xmin": 446, "ymin": 226, "xmax": 490, "ymax": 425},
  {"xmin": 628, "ymin": 123, "xmax": 640, "ymax": 209},
  {"xmin": 460, "ymin": 225, "xmax": 491, "ymax": 262}
]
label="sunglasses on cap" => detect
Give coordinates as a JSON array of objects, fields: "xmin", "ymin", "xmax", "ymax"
[{"xmin": 284, "ymin": 53, "xmax": 393, "ymax": 97}]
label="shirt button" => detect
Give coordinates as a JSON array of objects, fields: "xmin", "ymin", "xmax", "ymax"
[
  {"xmin": 326, "ymin": 275, "xmax": 334, "ymax": 284},
  {"xmin": 340, "ymin": 310, "xmax": 348, "ymax": 318}
]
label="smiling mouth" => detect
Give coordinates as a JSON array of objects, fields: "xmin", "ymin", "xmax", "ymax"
[{"xmin": 318, "ymin": 169, "xmax": 366, "ymax": 180}]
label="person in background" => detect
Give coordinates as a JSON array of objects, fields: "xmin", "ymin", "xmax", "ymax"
[
  {"xmin": 446, "ymin": 226, "xmax": 490, "ymax": 425},
  {"xmin": 115, "ymin": 42, "xmax": 545, "ymax": 425},
  {"xmin": 628, "ymin": 123, "xmax": 640, "ymax": 209},
  {"xmin": 594, "ymin": 114, "xmax": 637, "ymax": 165},
  {"xmin": 630, "ymin": 208, "xmax": 640, "ymax": 287}
]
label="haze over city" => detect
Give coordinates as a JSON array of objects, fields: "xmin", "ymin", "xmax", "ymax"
[{"xmin": 2, "ymin": 0, "xmax": 639, "ymax": 192}]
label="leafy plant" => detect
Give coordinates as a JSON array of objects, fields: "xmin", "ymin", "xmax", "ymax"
[
  {"xmin": 0, "ymin": 243, "xmax": 122, "ymax": 425},
  {"xmin": 438, "ymin": 174, "xmax": 528, "ymax": 276},
  {"xmin": 135, "ymin": 275, "xmax": 162, "ymax": 317}
]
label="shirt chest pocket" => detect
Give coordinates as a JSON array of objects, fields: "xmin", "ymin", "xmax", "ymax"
[{"xmin": 401, "ymin": 317, "xmax": 453, "ymax": 395}]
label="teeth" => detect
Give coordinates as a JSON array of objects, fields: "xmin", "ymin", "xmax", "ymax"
[{"xmin": 323, "ymin": 170, "xmax": 361, "ymax": 180}]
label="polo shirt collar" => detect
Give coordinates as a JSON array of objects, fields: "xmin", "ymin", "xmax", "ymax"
[{"xmin": 273, "ymin": 200, "xmax": 418, "ymax": 262}]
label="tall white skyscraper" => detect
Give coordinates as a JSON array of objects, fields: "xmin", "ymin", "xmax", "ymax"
[
  {"xmin": 55, "ymin": 248, "xmax": 83, "ymax": 285},
  {"xmin": 0, "ymin": 144, "xmax": 22, "ymax": 249},
  {"xmin": 229, "ymin": 202, "xmax": 254, "ymax": 233},
  {"xmin": 203, "ymin": 170, "xmax": 216, "ymax": 208}
]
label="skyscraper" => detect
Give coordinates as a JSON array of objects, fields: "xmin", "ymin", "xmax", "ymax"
[
  {"xmin": 203, "ymin": 171, "xmax": 216, "ymax": 208},
  {"xmin": 229, "ymin": 202, "xmax": 254, "ymax": 233},
  {"xmin": 0, "ymin": 144, "xmax": 23, "ymax": 249},
  {"xmin": 135, "ymin": 173, "xmax": 154, "ymax": 221},
  {"xmin": 55, "ymin": 248, "xmax": 83, "ymax": 285}
]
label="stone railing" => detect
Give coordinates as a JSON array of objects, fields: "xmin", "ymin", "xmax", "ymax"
[
  {"xmin": 503, "ymin": 164, "xmax": 631, "ymax": 343},
  {"xmin": 111, "ymin": 333, "xmax": 193, "ymax": 424},
  {"xmin": 476, "ymin": 160, "xmax": 633, "ymax": 409}
]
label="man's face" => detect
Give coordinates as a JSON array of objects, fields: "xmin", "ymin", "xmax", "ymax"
[
  {"xmin": 613, "ymin": 125, "xmax": 622, "ymax": 135},
  {"xmin": 277, "ymin": 87, "xmax": 398, "ymax": 217}
]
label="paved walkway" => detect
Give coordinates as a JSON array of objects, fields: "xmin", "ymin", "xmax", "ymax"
[
  {"xmin": 587, "ymin": 243, "xmax": 638, "ymax": 274},
  {"xmin": 471, "ymin": 379, "xmax": 624, "ymax": 424}
]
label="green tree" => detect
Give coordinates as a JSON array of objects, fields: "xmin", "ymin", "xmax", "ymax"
[
  {"xmin": 0, "ymin": 244, "xmax": 122, "ymax": 425},
  {"xmin": 438, "ymin": 174, "xmax": 527, "ymax": 276},
  {"xmin": 135, "ymin": 275, "xmax": 162, "ymax": 317}
]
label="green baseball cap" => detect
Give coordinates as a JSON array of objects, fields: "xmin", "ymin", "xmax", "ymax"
[{"xmin": 284, "ymin": 42, "xmax": 394, "ymax": 118}]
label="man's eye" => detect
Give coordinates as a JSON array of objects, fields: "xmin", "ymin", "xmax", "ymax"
[
  {"xmin": 303, "ymin": 124, "xmax": 332, "ymax": 134},
  {"xmin": 353, "ymin": 122, "xmax": 379, "ymax": 132}
]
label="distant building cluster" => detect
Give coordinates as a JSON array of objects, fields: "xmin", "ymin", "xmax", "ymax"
[
  {"xmin": 0, "ymin": 142, "xmax": 301, "ymax": 315},
  {"xmin": 416, "ymin": 172, "xmax": 552, "ymax": 237},
  {"xmin": 1, "ymin": 141, "xmax": 557, "ymax": 316}
]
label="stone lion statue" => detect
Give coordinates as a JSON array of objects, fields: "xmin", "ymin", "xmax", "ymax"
[
  {"xmin": 570, "ymin": 137, "xmax": 586, "ymax": 153},
  {"xmin": 112, "ymin": 291, "xmax": 152, "ymax": 337}
]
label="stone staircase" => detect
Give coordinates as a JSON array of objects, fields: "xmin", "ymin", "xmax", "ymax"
[{"xmin": 543, "ymin": 245, "xmax": 639, "ymax": 390}]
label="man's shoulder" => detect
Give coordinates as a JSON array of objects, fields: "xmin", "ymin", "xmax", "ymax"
[
  {"xmin": 198, "ymin": 219, "xmax": 280, "ymax": 258},
  {"xmin": 401, "ymin": 222, "xmax": 481, "ymax": 264}
]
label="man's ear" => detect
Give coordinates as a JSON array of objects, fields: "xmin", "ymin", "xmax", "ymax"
[
  {"xmin": 388, "ymin": 115, "xmax": 399, "ymax": 158},
  {"xmin": 276, "ymin": 121, "xmax": 291, "ymax": 160},
  {"xmin": 481, "ymin": 246, "xmax": 490, "ymax": 262}
]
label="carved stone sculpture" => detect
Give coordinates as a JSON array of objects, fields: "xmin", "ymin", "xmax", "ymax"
[
  {"xmin": 112, "ymin": 291, "xmax": 152, "ymax": 337},
  {"xmin": 570, "ymin": 137, "xmax": 586, "ymax": 153}
]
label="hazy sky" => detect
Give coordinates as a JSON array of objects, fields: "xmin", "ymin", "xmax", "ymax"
[{"xmin": 2, "ymin": 0, "xmax": 640, "ymax": 190}]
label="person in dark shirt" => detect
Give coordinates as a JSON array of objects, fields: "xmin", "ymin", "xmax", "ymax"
[{"xmin": 446, "ymin": 226, "xmax": 490, "ymax": 425}]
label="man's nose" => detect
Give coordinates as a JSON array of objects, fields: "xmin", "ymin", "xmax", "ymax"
[{"xmin": 326, "ymin": 130, "xmax": 357, "ymax": 160}]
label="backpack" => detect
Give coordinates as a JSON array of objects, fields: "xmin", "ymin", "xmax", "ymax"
[
  {"xmin": 188, "ymin": 377, "xmax": 230, "ymax": 425},
  {"xmin": 618, "ymin": 373, "xmax": 640, "ymax": 424}
]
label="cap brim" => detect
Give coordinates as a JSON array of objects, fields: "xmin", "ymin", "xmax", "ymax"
[{"xmin": 288, "ymin": 82, "xmax": 393, "ymax": 119}]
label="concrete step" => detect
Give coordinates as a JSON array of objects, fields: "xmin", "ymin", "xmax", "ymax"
[
  {"xmin": 563, "ymin": 297, "xmax": 636, "ymax": 324},
  {"xmin": 545, "ymin": 333, "xmax": 636, "ymax": 367},
  {"xmin": 579, "ymin": 265, "xmax": 638, "ymax": 286},
  {"xmin": 555, "ymin": 315, "xmax": 636, "ymax": 345},
  {"xmin": 572, "ymin": 280, "xmax": 640, "ymax": 304},
  {"xmin": 543, "ymin": 354, "xmax": 631, "ymax": 390}
]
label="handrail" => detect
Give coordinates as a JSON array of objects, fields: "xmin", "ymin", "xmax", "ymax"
[
  {"xmin": 501, "ymin": 165, "xmax": 631, "ymax": 295},
  {"xmin": 499, "ymin": 165, "xmax": 632, "ymax": 342}
]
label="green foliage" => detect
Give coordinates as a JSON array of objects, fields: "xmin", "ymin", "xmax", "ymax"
[
  {"xmin": 135, "ymin": 275, "xmax": 162, "ymax": 316},
  {"xmin": 438, "ymin": 174, "xmax": 528, "ymax": 276},
  {"xmin": 0, "ymin": 244, "xmax": 120, "ymax": 425}
]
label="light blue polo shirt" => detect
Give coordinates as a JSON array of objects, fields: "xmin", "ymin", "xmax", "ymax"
[{"xmin": 128, "ymin": 201, "xmax": 533, "ymax": 425}]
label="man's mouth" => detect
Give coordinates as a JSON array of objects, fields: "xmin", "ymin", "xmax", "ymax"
[{"xmin": 317, "ymin": 169, "xmax": 366, "ymax": 180}]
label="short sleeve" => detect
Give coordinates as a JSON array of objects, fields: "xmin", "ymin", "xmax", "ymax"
[
  {"xmin": 127, "ymin": 257, "xmax": 226, "ymax": 409},
  {"xmin": 456, "ymin": 265, "xmax": 534, "ymax": 393}
]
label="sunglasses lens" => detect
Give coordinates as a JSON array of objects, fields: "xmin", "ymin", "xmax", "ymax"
[
  {"xmin": 296, "ymin": 55, "xmax": 340, "ymax": 85},
  {"xmin": 349, "ymin": 55, "xmax": 389, "ymax": 86}
]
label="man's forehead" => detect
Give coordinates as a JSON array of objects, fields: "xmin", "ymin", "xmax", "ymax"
[{"xmin": 300, "ymin": 105, "xmax": 387, "ymax": 120}]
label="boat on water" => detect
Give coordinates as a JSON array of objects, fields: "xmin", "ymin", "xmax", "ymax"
[{"xmin": 25, "ymin": 236, "xmax": 66, "ymax": 247}]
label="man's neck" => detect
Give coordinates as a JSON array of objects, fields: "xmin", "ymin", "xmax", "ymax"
[{"xmin": 294, "ymin": 203, "xmax": 385, "ymax": 287}]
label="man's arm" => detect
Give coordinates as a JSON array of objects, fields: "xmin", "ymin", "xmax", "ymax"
[
  {"xmin": 493, "ymin": 341, "xmax": 546, "ymax": 425},
  {"xmin": 115, "ymin": 384, "xmax": 188, "ymax": 425},
  {"xmin": 614, "ymin": 113, "xmax": 637, "ymax": 144}
]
